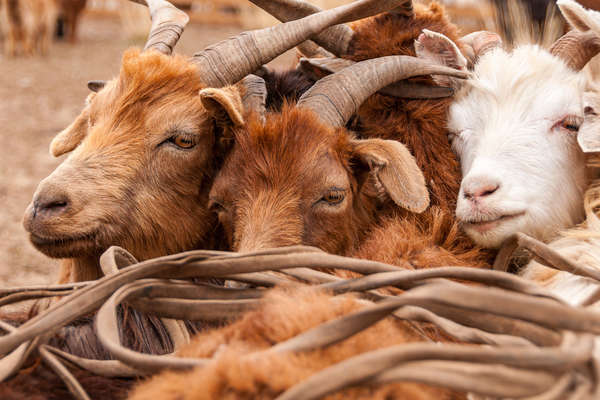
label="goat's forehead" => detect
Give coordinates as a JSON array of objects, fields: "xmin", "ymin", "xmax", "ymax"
[{"xmin": 450, "ymin": 46, "xmax": 584, "ymax": 132}]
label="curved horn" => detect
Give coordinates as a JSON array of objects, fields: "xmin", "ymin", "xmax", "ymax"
[
  {"xmin": 248, "ymin": 0, "xmax": 355, "ymax": 57},
  {"xmin": 458, "ymin": 31, "xmax": 503, "ymax": 66},
  {"xmin": 297, "ymin": 56, "xmax": 469, "ymax": 127},
  {"xmin": 239, "ymin": 75, "xmax": 267, "ymax": 124},
  {"xmin": 298, "ymin": 57, "xmax": 454, "ymax": 99},
  {"xmin": 193, "ymin": 0, "xmax": 405, "ymax": 87},
  {"xmin": 129, "ymin": 0, "xmax": 189, "ymax": 55},
  {"xmin": 550, "ymin": 30, "xmax": 600, "ymax": 71}
]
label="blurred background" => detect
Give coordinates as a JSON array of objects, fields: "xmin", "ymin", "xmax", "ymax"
[{"xmin": 0, "ymin": 0, "xmax": 563, "ymax": 287}]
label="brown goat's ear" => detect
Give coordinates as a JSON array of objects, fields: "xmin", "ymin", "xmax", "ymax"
[
  {"xmin": 415, "ymin": 29, "xmax": 468, "ymax": 87},
  {"xmin": 199, "ymin": 86, "xmax": 245, "ymax": 128},
  {"xmin": 50, "ymin": 107, "xmax": 90, "ymax": 157},
  {"xmin": 353, "ymin": 139, "xmax": 430, "ymax": 213}
]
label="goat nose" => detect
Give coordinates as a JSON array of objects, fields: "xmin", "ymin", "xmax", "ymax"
[
  {"xmin": 462, "ymin": 178, "xmax": 500, "ymax": 201},
  {"xmin": 33, "ymin": 193, "xmax": 70, "ymax": 218}
]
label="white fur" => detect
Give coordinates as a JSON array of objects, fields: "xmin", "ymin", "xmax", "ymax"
[{"xmin": 450, "ymin": 46, "xmax": 588, "ymax": 248}]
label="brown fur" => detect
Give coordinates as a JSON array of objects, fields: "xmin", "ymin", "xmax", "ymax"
[
  {"xmin": 23, "ymin": 49, "xmax": 243, "ymax": 282},
  {"xmin": 0, "ymin": 0, "xmax": 58, "ymax": 56},
  {"xmin": 210, "ymin": 104, "xmax": 403, "ymax": 255},
  {"xmin": 129, "ymin": 287, "xmax": 461, "ymax": 400}
]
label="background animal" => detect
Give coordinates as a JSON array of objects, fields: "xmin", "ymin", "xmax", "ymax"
[
  {"xmin": 56, "ymin": 0, "xmax": 86, "ymax": 43},
  {"xmin": 0, "ymin": 0, "xmax": 59, "ymax": 56}
]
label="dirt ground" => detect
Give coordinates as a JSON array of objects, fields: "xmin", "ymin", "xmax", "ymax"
[{"xmin": 0, "ymin": 15, "xmax": 294, "ymax": 288}]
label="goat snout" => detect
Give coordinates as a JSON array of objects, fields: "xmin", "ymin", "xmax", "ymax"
[
  {"xmin": 462, "ymin": 176, "xmax": 500, "ymax": 202},
  {"xmin": 31, "ymin": 184, "xmax": 71, "ymax": 220}
]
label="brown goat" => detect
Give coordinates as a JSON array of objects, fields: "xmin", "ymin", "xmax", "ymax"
[
  {"xmin": 254, "ymin": 1, "xmax": 494, "ymax": 268},
  {"xmin": 0, "ymin": 0, "xmax": 59, "ymax": 56},
  {"xmin": 129, "ymin": 286, "xmax": 461, "ymax": 400}
]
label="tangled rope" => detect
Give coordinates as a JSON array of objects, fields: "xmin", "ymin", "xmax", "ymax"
[{"xmin": 1, "ymin": 233, "xmax": 599, "ymax": 399}]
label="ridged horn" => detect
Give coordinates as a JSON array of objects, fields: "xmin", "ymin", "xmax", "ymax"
[
  {"xmin": 458, "ymin": 31, "xmax": 502, "ymax": 66},
  {"xmin": 129, "ymin": 0, "xmax": 189, "ymax": 55},
  {"xmin": 247, "ymin": 0, "xmax": 354, "ymax": 57},
  {"xmin": 193, "ymin": 0, "xmax": 406, "ymax": 87},
  {"xmin": 239, "ymin": 75, "xmax": 267, "ymax": 124},
  {"xmin": 297, "ymin": 56, "xmax": 469, "ymax": 127},
  {"xmin": 550, "ymin": 30, "xmax": 600, "ymax": 71},
  {"xmin": 298, "ymin": 57, "xmax": 455, "ymax": 99}
]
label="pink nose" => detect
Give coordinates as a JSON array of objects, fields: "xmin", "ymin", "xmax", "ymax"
[{"xmin": 462, "ymin": 177, "xmax": 500, "ymax": 201}]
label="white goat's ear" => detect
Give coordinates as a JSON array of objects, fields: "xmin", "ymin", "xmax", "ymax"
[
  {"xmin": 353, "ymin": 139, "xmax": 430, "ymax": 213},
  {"xmin": 579, "ymin": 92, "xmax": 600, "ymax": 153},
  {"xmin": 558, "ymin": 0, "xmax": 600, "ymax": 33},
  {"xmin": 415, "ymin": 29, "xmax": 468, "ymax": 88},
  {"xmin": 199, "ymin": 86, "xmax": 245, "ymax": 128}
]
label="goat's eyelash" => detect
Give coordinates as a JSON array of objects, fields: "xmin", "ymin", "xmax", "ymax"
[{"xmin": 554, "ymin": 115, "xmax": 582, "ymax": 134}]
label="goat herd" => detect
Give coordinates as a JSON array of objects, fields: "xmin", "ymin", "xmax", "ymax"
[{"xmin": 2, "ymin": 0, "xmax": 600, "ymax": 398}]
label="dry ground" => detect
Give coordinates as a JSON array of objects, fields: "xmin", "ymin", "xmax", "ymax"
[{"xmin": 0, "ymin": 15, "xmax": 294, "ymax": 287}]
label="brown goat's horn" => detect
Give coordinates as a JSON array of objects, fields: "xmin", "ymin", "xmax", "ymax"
[
  {"xmin": 193, "ymin": 0, "xmax": 406, "ymax": 87},
  {"xmin": 550, "ymin": 29, "xmax": 600, "ymax": 71},
  {"xmin": 299, "ymin": 57, "xmax": 454, "ymax": 99},
  {"xmin": 248, "ymin": 0, "xmax": 354, "ymax": 57},
  {"xmin": 129, "ymin": 0, "xmax": 189, "ymax": 55},
  {"xmin": 297, "ymin": 56, "xmax": 469, "ymax": 127}
]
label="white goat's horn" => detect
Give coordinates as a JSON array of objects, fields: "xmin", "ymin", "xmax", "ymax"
[{"xmin": 550, "ymin": 29, "xmax": 600, "ymax": 71}]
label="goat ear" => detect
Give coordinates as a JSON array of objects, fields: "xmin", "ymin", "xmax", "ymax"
[
  {"xmin": 49, "ymin": 95, "xmax": 95, "ymax": 157},
  {"xmin": 558, "ymin": 0, "xmax": 600, "ymax": 33},
  {"xmin": 415, "ymin": 29, "xmax": 468, "ymax": 87},
  {"xmin": 579, "ymin": 92, "xmax": 600, "ymax": 153},
  {"xmin": 199, "ymin": 86, "xmax": 245, "ymax": 128},
  {"xmin": 353, "ymin": 139, "xmax": 430, "ymax": 213}
]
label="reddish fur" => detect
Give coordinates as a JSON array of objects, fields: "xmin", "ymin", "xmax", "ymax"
[
  {"xmin": 129, "ymin": 287, "xmax": 462, "ymax": 400},
  {"xmin": 210, "ymin": 105, "xmax": 383, "ymax": 255}
]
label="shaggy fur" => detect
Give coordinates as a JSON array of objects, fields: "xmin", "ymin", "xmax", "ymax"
[{"xmin": 129, "ymin": 287, "xmax": 461, "ymax": 400}]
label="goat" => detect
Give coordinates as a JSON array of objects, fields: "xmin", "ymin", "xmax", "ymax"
[
  {"xmin": 0, "ymin": 0, "xmax": 59, "ymax": 56},
  {"xmin": 412, "ymin": 0, "xmax": 600, "ymax": 252},
  {"xmin": 246, "ymin": 0, "xmax": 494, "ymax": 268}
]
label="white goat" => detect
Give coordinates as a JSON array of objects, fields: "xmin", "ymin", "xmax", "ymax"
[
  {"xmin": 418, "ymin": 0, "xmax": 600, "ymax": 307},
  {"xmin": 417, "ymin": 0, "xmax": 599, "ymax": 250}
]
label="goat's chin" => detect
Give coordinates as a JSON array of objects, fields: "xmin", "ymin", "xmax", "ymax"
[
  {"xmin": 29, "ymin": 231, "xmax": 102, "ymax": 259},
  {"xmin": 461, "ymin": 215, "xmax": 527, "ymax": 249}
]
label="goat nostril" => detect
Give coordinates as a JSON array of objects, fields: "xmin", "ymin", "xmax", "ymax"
[
  {"xmin": 463, "ymin": 183, "xmax": 500, "ymax": 201},
  {"xmin": 35, "ymin": 198, "xmax": 69, "ymax": 216}
]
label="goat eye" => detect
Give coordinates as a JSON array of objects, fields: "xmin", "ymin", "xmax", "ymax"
[
  {"xmin": 556, "ymin": 116, "xmax": 581, "ymax": 134},
  {"xmin": 169, "ymin": 135, "xmax": 197, "ymax": 149},
  {"xmin": 321, "ymin": 189, "xmax": 346, "ymax": 205}
]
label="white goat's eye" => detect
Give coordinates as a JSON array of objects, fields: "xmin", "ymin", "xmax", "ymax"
[{"xmin": 556, "ymin": 116, "xmax": 582, "ymax": 134}]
